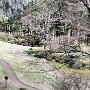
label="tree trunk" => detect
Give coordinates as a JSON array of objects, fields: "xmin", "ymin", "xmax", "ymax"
[
  {"xmin": 82, "ymin": 0, "xmax": 90, "ymax": 16},
  {"xmin": 68, "ymin": 29, "xmax": 71, "ymax": 44}
]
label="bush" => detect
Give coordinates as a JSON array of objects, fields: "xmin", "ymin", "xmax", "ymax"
[
  {"xmin": 26, "ymin": 35, "xmax": 42, "ymax": 46},
  {"xmin": 35, "ymin": 51, "xmax": 49, "ymax": 58},
  {"xmin": 54, "ymin": 56, "xmax": 61, "ymax": 62},
  {"xmin": 46, "ymin": 55, "xmax": 53, "ymax": 61},
  {"xmin": 52, "ymin": 72, "xmax": 89, "ymax": 90},
  {"xmin": 50, "ymin": 54, "xmax": 62, "ymax": 62},
  {"xmin": 19, "ymin": 88, "xmax": 27, "ymax": 90},
  {"xmin": 0, "ymin": 32, "xmax": 14, "ymax": 42},
  {"xmin": 68, "ymin": 60, "xmax": 75, "ymax": 68},
  {"xmin": 72, "ymin": 62, "xmax": 82, "ymax": 69}
]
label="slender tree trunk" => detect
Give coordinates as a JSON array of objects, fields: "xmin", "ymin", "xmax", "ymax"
[
  {"xmin": 68, "ymin": 29, "xmax": 71, "ymax": 44},
  {"xmin": 82, "ymin": 0, "xmax": 90, "ymax": 16}
]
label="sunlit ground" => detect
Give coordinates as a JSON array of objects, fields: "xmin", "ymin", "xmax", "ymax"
[{"xmin": 0, "ymin": 41, "xmax": 54, "ymax": 90}]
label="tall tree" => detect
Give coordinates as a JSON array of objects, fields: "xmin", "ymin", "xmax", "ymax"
[{"xmin": 81, "ymin": 0, "xmax": 90, "ymax": 16}]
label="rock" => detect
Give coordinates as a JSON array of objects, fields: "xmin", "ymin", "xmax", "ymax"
[{"xmin": 29, "ymin": 48, "xmax": 32, "ymax": 50}]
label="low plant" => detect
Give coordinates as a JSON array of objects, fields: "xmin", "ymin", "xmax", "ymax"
[
  {"xmin": 25, "ymin": 50, "xmax": 39, "ymax": 55},
  {"xmin": 19, "ymin": 88, "xmax": 27, "ymax": 90}
]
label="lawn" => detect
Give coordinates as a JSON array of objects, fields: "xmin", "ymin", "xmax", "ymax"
[
  {"xmin": 0, "ymin": 65, "xmax": 5, "ymax": 76},
  {"xmin": 26, "ymin": 46, "xmax": 90, "ymax": 75},
  {"xmin": 0, "ymin": 41, "xmax": 53, "ymax": 90},
  {"xmin": 0, "ymin": 41, "xmax": 90, "ymax": 90},
  {"xmin": 50, "ymin": 61, "xmax": 90, "ymax": 75},
  {"xmin": 5, "ymin": 83, "xmax": 18, "ymax": 90},
  {"xmin": 0, "ymin": 65, "xmax": 18, "ymax": 90}
]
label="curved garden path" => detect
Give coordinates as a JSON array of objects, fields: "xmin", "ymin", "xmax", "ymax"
[
  {"xmin": 0, "ymin": 41, "xmax": 61, "ymax": 90},
  {"xmin": 0, "ymin": 59, "xmax": 40, "ymax": 90}
]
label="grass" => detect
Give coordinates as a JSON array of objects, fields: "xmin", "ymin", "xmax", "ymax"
[
  {"xmin": 0, "ymin": 41, "xmax": 89, "ymax": 89},
  {"xmin": 36, "ymin": 0, "xmax": 47, "ymax": 6},
  {"xmin": 0, "ymin": 32, "xmax": 14, "ymax": 42},
  {"xmin": 0, "ymin": 41, "xmax": 53, "ymax": 90},
  {"xmin": 5, "ymin": 83, "xmax": 18, "ymax": 90},
  {"xmin": 24, "ymin": 46, "xmax": 46, "ymax": 57},
  {"xmin": 0, "ymin": 65, "xmax": 18, "ymax": 90},
  {"xmin": 50, "ymin": 61, "xmax": 68, "ymax": 71},
  {"xmin": 0, "ymin": 65, "xmax": 5, "ymax": 77},
  {"xmin": 25, "ymin": 50, "xmax": 40, "ymax": 56},
  {"xmin": 26, "ymin": 46, "xmax": 90, "ymax": 75},
  {"xmin": 31, "ymin": 46, "xmax": 44, "ymax": 51},
  {"xmin": 50, "ymin": 61, "xmax": 90, "ymax": 75}
]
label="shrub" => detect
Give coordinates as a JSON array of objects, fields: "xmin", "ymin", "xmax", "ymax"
[
  {"xmin": 72, "ymin": 62, "xmax": 82, "ymax": 69},
  {"xmin": 0, "ymin": 32, "xmax": 14, "ymax": 42},
  {"xmin": 19, "ymin": 88, "xmax": 27, "ymax": 90},
  {"xmin": 50, "ymin": 54, "xmax": 62, "ymax": 62},
  {"xmin": 52, "ymin": 72, "xmax": 89, "ymax": 90},
  {"xmin": 68, "ymin": 60, "xmax": 75, "ymax": 68},
  {"xmin": 35, "ymin": 51, "xmax": 49, "ymax": 58},
  {"xmin": 26, "ymin": 35, "xmax": 42, "ymax": 47}
]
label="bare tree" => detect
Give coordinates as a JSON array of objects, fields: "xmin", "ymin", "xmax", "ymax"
[
  {"xmin": 81, "ymin": 0, "xmax": 90, "ymax": 16},
  {"xmin": 52, "ymin": 72, "xmax": 90, "ymax": 90}
]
